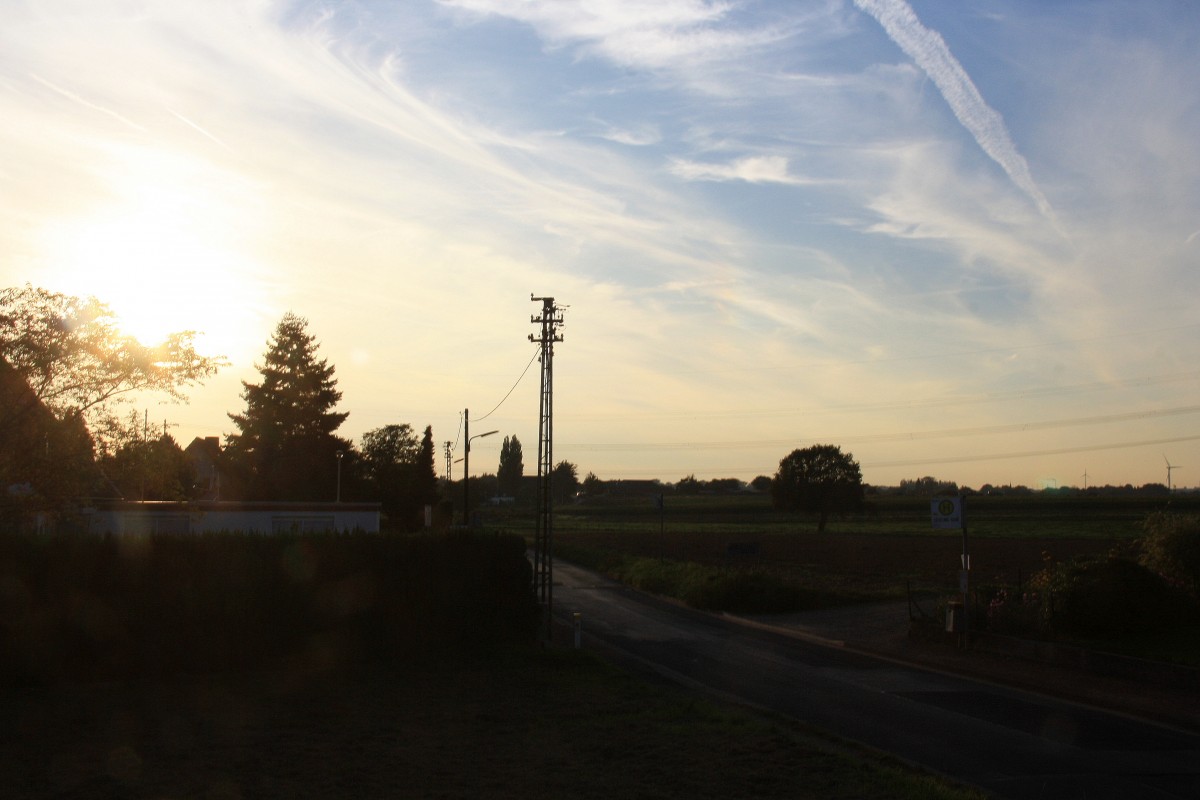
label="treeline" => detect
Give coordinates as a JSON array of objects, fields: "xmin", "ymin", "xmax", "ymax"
[{"xmin": 1, "ymin": 291, "xmax": 445, "ymax": 532}]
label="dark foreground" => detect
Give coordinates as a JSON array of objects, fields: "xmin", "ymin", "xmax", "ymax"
[{"xmin": 0, "ymin": 650, "xmax": 981, "ymax": 800}]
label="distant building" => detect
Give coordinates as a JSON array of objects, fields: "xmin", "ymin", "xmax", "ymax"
[
  {"xmin": 184, "ymin": 436, "xmax": 224, "ymax": 500},
  {"xmin": 85, "ymin": 500, "xmax": 381, "ymax": 535}
]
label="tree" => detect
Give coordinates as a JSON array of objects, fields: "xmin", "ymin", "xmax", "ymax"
[
  {"xmin": 362, "ymin": 423, "xmax": 418, "ymax": 527},
  {"xmin": 96, "ymin": 412, "xmax": 193, "ymax": 500},
  {"xmin": 497, "ymin": 435, "xmax": 523, "ymax": 498},
  {"xmin": 750, "ymin": 475, "xmax": 773, "ymax": 492},
  {"xmin": 0, "ymin": 357, "xmax": 102, "ymax": 522},
  {"xmin": 552, "ymin": 460, "xmax": 579, "ymax": 505},
  {"xmin": 897, "ymin": 476, "xmax": 958, "ymax": 496},
  {"xmin": 224, "ymin": 313, "xmax": 351, "ymax": 500},
  {"xmin": 416, "ymin": 425, "xmax": 438, "ymax": 510},
  {"xmin": 0, "ymin": 285, "xmax": 225, "ymax": 430},
  {"xmin": 771, "ymin": 444, "xmax": 864, "ymax": 532},
  {"xmin": 582, "ymin": 471, "xmax": 604, "ymax": 496}
]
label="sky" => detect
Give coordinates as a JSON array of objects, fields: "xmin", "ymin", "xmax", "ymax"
[{"xmin": 3, "ymin": 0, "xmax": 1199, "ymax": 489}]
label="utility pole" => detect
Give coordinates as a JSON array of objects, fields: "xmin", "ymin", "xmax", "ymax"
[
  {"xmin": 530, "ymin": 294, "xmax": 565, "ymax": 640},
  {"xmin": 462, "ymin": 408, "xmax": 497, "ymax": 526},
  {"xmin": 444, "ymin": 441, "xmax": 453, "ymax": 485},
  {"xmin": 463, "ymin": 409, "xmax": 469, "ymax": 526}
]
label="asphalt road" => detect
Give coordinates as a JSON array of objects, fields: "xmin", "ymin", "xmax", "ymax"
[{"xmin": 550, "ymin": 560, "xmax": 1200, "ymax": 800}]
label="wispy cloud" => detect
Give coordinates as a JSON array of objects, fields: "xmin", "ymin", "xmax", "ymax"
[
  {"xmin": 440, "ymin": 0, "xmax": 794, "ymax": 79},
  {"xmin": 29, "ymin": 73, "xmax": 147, "ymax": 132},
  {"xmin": 669, "ymin": 155, "xmax": 820, "ymax": 185},
  {"xmin": 852, "ymin": 0, "xmax": 1058, "ymax": 227}
]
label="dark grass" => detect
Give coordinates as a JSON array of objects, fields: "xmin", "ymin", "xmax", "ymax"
[{"xmin": 0, "ymin": 647, "xmax": 986, "ymax": 800}]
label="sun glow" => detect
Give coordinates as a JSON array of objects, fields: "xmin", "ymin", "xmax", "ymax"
[{"xmin": 37, "ymin": 150, "xmax": 269, "ymax": 363}]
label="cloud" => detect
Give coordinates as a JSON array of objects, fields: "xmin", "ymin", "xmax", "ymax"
[
  {"xmin": 439, "ymin": 0, "xmax": 795, "ymax": 79},
  {"xmin": 596, "ymin": 123, "xmax": 662, "ymax": 146},
  {"xmin": 852, "ymin": 0, "xmax": 1058, "ymax": 227},
  {"xmin": 669, "ymin": 155, "xmax": 818, "ymax": 185}
]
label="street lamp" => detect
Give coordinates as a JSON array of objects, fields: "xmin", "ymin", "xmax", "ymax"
[
  {"xmin": 463, "ymin": 407, "xmax": 498, "ymax": 526},
  {"xmin": 336, "ymin": 450, "xmax": 344, "ymax": 503}
]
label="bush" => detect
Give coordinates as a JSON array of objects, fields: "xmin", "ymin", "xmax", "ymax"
[
  {"xmin": 983, "ymin": 587, "xmax": 1041, "ymax": 636},
  {"xmin": 605, "ymin": 555, "xmax": 813, "ymax": 614},
  {"xmin": 1139, "ymin": 512, "xmax": 1200, "ymax": 597},
  {"xmin": 681, "ymin": 569, "xmax": 808, "ymax": 614},
  {"xmin": 1031, "ymin": 555, "xmax": 1195, "ymax": 639}
]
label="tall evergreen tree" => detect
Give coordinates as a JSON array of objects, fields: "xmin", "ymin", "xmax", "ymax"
[
  {"xmin": 225, "ymin": 313, "xmax": 350, "ymax": 500},
  {"xmin": 417, "ymin": 425, "xmax": 438, "ymax": 509},
  {"xmin": 497, "ymin": 435, "xmax": 523, "ymax": 498}
]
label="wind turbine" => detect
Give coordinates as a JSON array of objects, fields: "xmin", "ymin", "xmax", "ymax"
[
  {"xmin": 1164, "ymin": 455, "xmax": 1182, "ymax": 492},
  {"xmin": 1081, "ymin": 469, "xmax": 1089, "ymax": 490}
]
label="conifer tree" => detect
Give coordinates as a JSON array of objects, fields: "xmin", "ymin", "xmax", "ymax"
[
  {"xmin": 225, "ymin": 313, "xmax": 350, "ymax": 500},
  {"xmin": 417, "ymin": 425, "xmax": 438, "ymax": 508}
]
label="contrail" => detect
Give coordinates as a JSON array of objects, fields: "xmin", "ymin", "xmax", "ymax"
[
  {"xmin": 854, "ymin": 0, "xmax": 1057, "ymax": 226},
  {"xmin": 30, "ymin": 73, "xmax": 147, "ymax": 132},
  {"xmin": 168, "ymin": 107, "xmax": 233, "ymax": 152}
]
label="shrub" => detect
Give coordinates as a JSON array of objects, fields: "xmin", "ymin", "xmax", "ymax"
[
  {"xmin": 681, "ymin": 569, "xmax": 807, "ymax": 614},
  {"xmin": 1030, "ymin": 555, "xmax": 1195, "ymax": 639},
  {"xmin": 983, "ymin": 587, "xmax": 1040, "ymax": 636},
  {"xmin": 1139, "ymin": 512, "xmax": 1200, "ymax": 597}
]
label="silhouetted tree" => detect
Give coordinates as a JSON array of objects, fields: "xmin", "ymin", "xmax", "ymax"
[
  {"xmin": 0, "ymin": 356, "xmax": 102, "ymax": 525},
  {"xmin": 361, "ymin": 423, "xmax": 419, "ymax": 523},
  {"xmin": 497, "ymin": 435, "xmax": 523, "ymax": 498},
  {"xmin": 750, "ymin": 475, "xmax": 773, "ymax": 492},
  {"xmin": 224, "ymin": 313, "xmax": 351, "ymax": 500},
  {"xmin": 360, "ymin": 423, "xmax": 439, "ymax": 530},
  {"xmin": 0, "ymin": 285, "xmax": 224, "ymax": 431},
  {"xmin": 582, "ymin": 471, "xmax": 604, "ymax": 496},
  {"xmin": 897, "ymin": 476, "xmax": 958, "ymax": 496},
  {"xmin": 417, "ymin": 425, "xmax": 438, "ymax": 510},
  {"xmin": 96, "ymin": 412, "xmax": 193, "ymax": 500},
  {"xmin": 1, "ymin": 285, "xmax": 222, "ymax": 514},
  {"xmin": 771, "ymin": 444, "xmax": 864, "ymax": 532},
  {"xmin": 552, "ymin": 460, "xmax": 579, "ymax": 505}
]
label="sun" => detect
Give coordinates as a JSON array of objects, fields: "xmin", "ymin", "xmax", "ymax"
[{"xmin": 37, "ymin": 151, "xmax": 268, "ymax": 363}]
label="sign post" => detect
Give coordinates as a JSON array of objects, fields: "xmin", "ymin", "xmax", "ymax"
[{"xmin": 932, "ymin": 495, "xmax": 969, "ymax": 643}]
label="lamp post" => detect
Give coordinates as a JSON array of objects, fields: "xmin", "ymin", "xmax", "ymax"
[
  {"xmin": 336, "ymin": 450, "xmax": 344, "ymax": 503},
  {"xmin": 463, "ymin": 407, "xmax": 498, "ymax": 526}
]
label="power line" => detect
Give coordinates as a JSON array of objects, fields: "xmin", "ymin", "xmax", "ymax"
[
  {"xmin": 862, "ymin": 433, "xmax": 1200, "ymax": 470},
  {"xmin": 559, "ymin": 404, "xmax": 1200, "ymax": 452},
  {"xmin": 564, "ymin": 430, "xmax": 1200, "ymax": 480},
  {"xmin": 473, "ymin": 345, "xmax": 540, "ymax": 423},
  {"xmin": 556, "ymin": 369, "xmax": 1200, "ymax": 422}
]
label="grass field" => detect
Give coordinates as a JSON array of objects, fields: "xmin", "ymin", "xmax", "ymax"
[
  {"xmin": 0, "ymin": 647, "xmax": 985, "ymax": 800},
  {"xmin": 500, "ymin": 493, "xmax": 1199, "ymax": 603},
  {"xmin": 545, "ymin": 492, "xmax": 1200, "ymax": 541}
]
